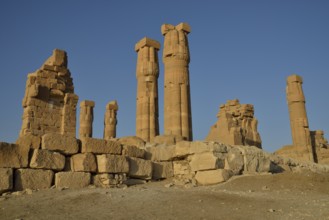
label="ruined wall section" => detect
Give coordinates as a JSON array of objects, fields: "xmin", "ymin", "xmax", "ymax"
[{"xmin": 19, "ymin": 49, "xmax": 78, "ymax": 138}]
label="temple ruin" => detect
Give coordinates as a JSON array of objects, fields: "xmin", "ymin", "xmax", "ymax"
[
  {"xmin": 104, "ymin": 100, "xmax": 118, "ymax": 139},
  {"xmin": 79, "ymin": 100, "xmax": 95, "ymax": 139},
  {"xmin": 135, "ymin": 37, "xmax": 160, "ymax": 142},
  {"xmin": 206, "ymin": 99, "xmax": 262, "ymax": 148},
  {"xmin": 162, "ymin": 23, "xmax": 193, "ymax": 141}
]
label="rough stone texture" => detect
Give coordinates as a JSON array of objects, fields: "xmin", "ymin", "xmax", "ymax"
[
  {"xmin": 81, "ymin": 137, "xmax": 122, "ymax": 154},
  {"xmin": 311, "ymin": 130, "xmax": 329, "ymax": 164},
  {"xmin": 19, "ymin": 49, "xmax": 78, "ymax": 138},
  {"xmin": 117, "ymin": 136, "xmax": 145, "ymax": 148},
  {"xmin": 152, "ymin": 135, "xmax": 184, "ymax": 146},
  {"xmin": 14, "ymin": 168, "xmax": 54, "ymax": 191},
  {"xmin": 0, "ymin": 168, "xmax": 13, "ymax": 193},
  {"xmin": 93, "ymin": 173, "xmax": 127, "ymax": 188},
  {"xmin": 16, "ymin": 133, "xmax": 41, "ymax": 149},
  {"xmin": 238, "ymin": 146, "xmax": 271, "ymax": 173},
  {"xmin": 195, "ymin": 169, "xmax": 232, "ymax": 186},
  {"xmin": 41, "ymin": 133, "xmax": 79, "ymax": 155},
  {"xmin": 104, "ymin": 100, "xmax": 118, "ymax": 139},
  {"xmin": 152, "ymin": 162, "xmax": 174, "ymax": 180},
  {"xmin": 189, "ymin": 152, "xmax": 225, "ymax": 172},
  {"xmin": 190, "ymin": 141, "xmax": 228, "ymax": 154},
  {"xmin": 55, "ymin": 172, "xmax": 91, "ymax": 189},
  {"xmin": 225, "ymin": 147, "xmax": 244, "ymax": 175},
  {"xmin": 206, "ymin": 99, "xmax": 262, "ymax": 148},
  {"xmin": 162, "ymin": 22, "xmax": 193, "ymax": 141},
  {"xmin": 128, "ymin": 157, "xmax": 153, "ymax": 180},
  {"xmin": 135, "ymin": 37, "xmax": 160, "ymax": 142},
  {"xmin": 0, "ymin": 142, "xmax": 30, "ymax": 168},
  {"xmin": 145, "ymin": 145, "xmax": 175, "ymax": 161},
  {"xmin": 122, "ymin": 145, "xmax": 145, "ymax": 158},
  {"xmin": 79, "ymin": 100, "xmax": 94, "ymax": 138},
  {"xmin": 173, "ymin": 161, "xmax": 191, "ymax": 176},
  {"xmin": 97, "ymin": 154, "xmax": 129, "ymax": 173},
  {"xmin": 71, "ymin": 153, "xmax": 97, "ymax": 172},
  {"xmin": 30, "ymin": 149, "xmax": 65, "ymax": 171}
]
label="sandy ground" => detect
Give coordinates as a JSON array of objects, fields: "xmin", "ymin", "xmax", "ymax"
[{"xmin": 1, "ymin": 171, "xmax": 329, "ymax": 220}]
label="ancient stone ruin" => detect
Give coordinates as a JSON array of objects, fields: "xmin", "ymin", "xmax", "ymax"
[
  {"xmin": 206, "ymin": 99, "xmax": 262, "ymax": 148},
  {"xmin": 135, "ymin": 37, "xmax": 160, "ymax": 142},
  {"xmin": 276, "ymin": 74, "xmax": 329, "ymax": 164},
  {"xmin": 1, "ymin": 23, "xmax": 329, "ymax": 195}
]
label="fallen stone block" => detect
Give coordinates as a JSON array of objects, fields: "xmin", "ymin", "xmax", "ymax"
[
  {"xmin": 55, "ymin": 172, "xmax": 91, "ymax": 189},
  {"xmin": 30, "ymin": 149, "xmax": 65, "ymax": 171},
  {"xmin": 173, "ymin": 161, "xmax": 191, "ymax": 176},
  {"xmin": 81, "ymin": 138, "xmax": 122, "ymax": 154},
  {"xmin": 190, "ymin": 141, "xmax": 228, "ymax": 154},
  {"xmin": 225, "ymin": 147, "xmax": 244, "ymax": 175},
  {"xmin": 97, "ymin": 154, "xmax": 129, "ymax": 173},
  {"xmin": 189, "ymin": 152, "xmax": 225, "ymax": 172},
  {"xmin": 71, "ymin": 153, "xmax": 97, "ymax": 172},
  {"xmin": 117, "ymin": 136, "xmax": 145, "ymax": 148},
  {"xmin": 195, "ymin": 169, "xmax": 232, "ymax": 186},
  {"xmin": 122, "ymin": 145, "xmax": 145, "ymax": 158},
  {"xmin": 145, "ymin": 145, "xmax": 175, "ymax": 161},
  {"xmin": 0, "ymin": 142, "xmax": 30, "ymax": 168},
  {"xmin": 152, "ymin": 162, "xmax": 174, "ymax": 180},
  {"xmin": 41, "ymin": 133, "xmax": 79, "ymax": 155},
  {"xmin": 238, "ymin": 146, "xmax": 271, "ymax": 173},
  {"xmin": 93, "ymin": 173, "xmax": 127, "ymax": 188},
  {"xmin": 0, "ymin": 168, "xmax": 13, "ymax": 194},
  {"xmin": 152, "ymin": 135, "xmax": 184, "ymax": 146},
  {"xmin": 15, "ymin": 169, "xmax": 54, "ymax": 191},
  {"xmin": 16, "ymin": 133, "xmax": 41, "ymax": 149},
  {"xmin": 128, "ymin": 157, "xmax": 152, "ymax": 180},
  {"xmin": 124, "ymin": 178, "xmax": 147, "ymax": 186}
]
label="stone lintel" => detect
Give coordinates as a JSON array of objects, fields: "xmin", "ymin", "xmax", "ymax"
[
  {"xmin": 287, "ymin": 74, "xmax": 303, "ymax": 83},
  {"xmin": 135, "ymin": 37, "xmax": 160, "ymax": 52},
  {"xmin": 80, "ymin": 100, "xmax": 95, "ymax": 107},
  {"xmin": 175, "ymin": 22, "xmax": 191, "ymax": 33}
]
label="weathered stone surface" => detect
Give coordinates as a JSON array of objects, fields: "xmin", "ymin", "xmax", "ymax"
[
  {"xmin": 0, "ymin": 168, "xmax": 13, "ymax": 193},
  {"xmin": 81, "ymin": 137, "xmax": 122, "ymax": 154},
  {"xmin": 275, "ymin": 145, "xmax": 311, "ymax": 163},
  {"xmin": 152, "ymin": 162, "xmax": 174, "ymax": 180},
  {"xmin": 124, "ymin": 179, "xmax": 147, "ymax": 186},
  {"xmin": 189, "ymin": 152, "xmax": 225, "ymax": 172},
  {"xmin": 145, "ymin": 145, "xmax": 175, "ymax": 161},
  {"xmin": 122, "ymin": 145, "xmax": 145, "ymax": 158},
  {"xmin": 173, "ymin": 161, "xmax": 191, "ymax": 176},
  {"xmin": 16, "ymin": 133, "xmax": 41, "ymax": 149},
  {"xmin": 195, "ymin": 169, "xmax": 232, "ymax": 186},
  {"xmin": 97, "ymin": 154, "xmax": 129, "ymax": 173},
  {"xmin": 225, "ymin": 147, "xmax": 244, "ymax": 175},
  {"xmin": 190, "ymin": 141, "xmax": 228, "ymax": 154},
  {"xmin": 104, "ymin": 100, "xmax": 118, "ymax": 139},
  {"xmin": 93, "ymin": 173, "xmax": 127, "ymax": 188},
  {"xmin": 152, "ymin": 135, "xmax": 184, "ymax": 146},
  {"xmin": 0, "ymin": 142, "xmax": 30, "ymax": 168},
  {"xmin": 14, "ymin": 169, "xmax": 54, "ymax": 191},
  {"xmin": 117, "ymin": 136, "xmax": 145, "ymax": 148},
  {"xmin": 71, "ymin": 153, "xmax": 97, "ymax": 172},
  {"xmin": 55, "ymin": 172, "xmax": 91, "ymax": 189},
  {"xmin": 128, "ymin": 157, "xmax": 152, "ymax": 180},
  {"xmin": 135, "ymin": 37, "xmax": 160, "ymax": 142},
  {"xmin": 238, "ymin": 146, "xmax": 271, "ymax": 173},
  {"xmin": 41, "ymin": 133, "xmax": 79, "ymax": 155},
  {"xmin": 162, "ymin": 22, "xmax": 193, "ymax": 141},
  {"xmin": 30, "ymin": 149, "xmax": 65, "ymax": 171},
  {"xmin": 206, "ymin": 99, "xmax": 262, "ymax": 148}
]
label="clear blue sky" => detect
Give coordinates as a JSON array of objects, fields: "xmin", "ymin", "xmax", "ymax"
[{"xmin": 0, "ymin": 0, "xmax": 328, "ymax": 152}]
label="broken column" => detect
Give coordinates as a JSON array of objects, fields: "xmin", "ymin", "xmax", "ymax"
[
  {"xmin": 104, "ymin": 100, "xmax": 118, "ymax": 139},
  {"xmin": 161, "ymin": 22, "xmax": 193, "ymax": 141},
  {"xmin": 286, "ymin": 74, "xmax": 314, "ymax": 162},
  {"xmin": 135, "ymin": 37, "xmax": 160, "ymax": 142},
  {"xmin": 79, "ymin": 100, "xmax": 95, "ymax": 138},
  {"xmin": 205, "ymin": 99, "xmax": 262, "ymax": 148},
  {"xmin": 19, "ymin": 49, "xmax": 78, "ymax": 138}
]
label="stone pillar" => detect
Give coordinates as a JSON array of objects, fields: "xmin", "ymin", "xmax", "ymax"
[
  {"xmin": 286, "ymin": 74, "xmax": 314, "ymax": 161},
  {"xmin": 79, "ymin": 100, "xmax": 95, "ymax": 138},
  {"xmin": 61, "ymin": 93, "xmax": 79, "ymax": 136},
  {"xmin": 135, "ymin": 37, "xmax": 160, "ymax": 142},
  {"xmin": 104, "ymin": 100, "xmax": 118, "ymax": 139},
  {"xmin": 161, "ymin": 22, "xmax": 193, "ymax": 141}
]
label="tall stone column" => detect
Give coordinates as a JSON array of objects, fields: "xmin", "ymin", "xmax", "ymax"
[
  {"xmin": 79, "ymin": 100, "xmax": 95, "ymax": 138},
  {"xmin": 135, "ymin": 37, "xmax": 160, "ymax": 142},
  {"xmin": 104, "ymin": 100, "xmax": 118, "ymax": 139},
  {"xmin": 161, "ymin": 22, "xmax": 193, "ymax": 141},
  {"xmin": 286, "ymin": 74, "xmax": 314, "ymax": 161},
  {"xmin": 61, "ymin": 93, "xmax": 79, "ymax": 136}
]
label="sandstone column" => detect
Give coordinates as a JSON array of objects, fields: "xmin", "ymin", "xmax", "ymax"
[
  {"xmin": 286, "ymin": 74, "xmax": 314, "ymax": 161},
  {"xmin": 161, "ymin": 22, "xmax": 193, "ymax": 141},
  {"xmin": 135, "ymin": 37, "xmax": 160, "ymax": 142},
  {"xmin": 61, "ymin": 93, "xmax": 79, "ymax": 136},
  {"xmin": 79, "ymin": 100, "xmax": 95, "ymax": 138},
  {"xmin": 104, "ymin": 100, "xmax": 118, "ymax": 139}
]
